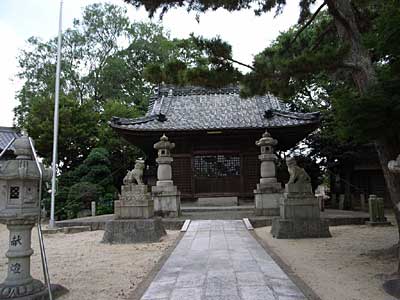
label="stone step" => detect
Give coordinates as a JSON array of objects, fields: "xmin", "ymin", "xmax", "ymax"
[
  {"xmin": 41, "ymin": 227, "xmax": 63, "ymax": 234},
  {"xmin": 181, "ymin": 205, "xmax": 254, "ymax": 212},
  {"xmin": 63, "ymin": 226, "xmax": 91, "ymax": 234}
]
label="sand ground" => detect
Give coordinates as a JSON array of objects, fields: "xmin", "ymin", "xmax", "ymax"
[
  {"xmin": 1, "ymin": 218, "xmax": 398, "ymax": 300},
  {"xmin": 0, "ymin": 225, "xmax": 179, "ymax": 300},
  {"xmin": 255, "ymin": 217, "xmax": 398, "ymax": 300}
]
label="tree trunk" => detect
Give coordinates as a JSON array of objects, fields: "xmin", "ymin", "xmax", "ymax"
[
  {"xmin": 326, "ymin": 0, "xmax": 400, "ymax": 273},
  {"xmin": 326, "ymin": 0, "xmax": 376, "ymax": 92},
  {"xmin": 376, "ymin": 137, "xmax": 400, "ymax": 273}
]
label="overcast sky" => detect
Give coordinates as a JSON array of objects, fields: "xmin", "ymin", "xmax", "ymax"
[{"xmin": 0, "ymin": 0, "xmax": 307, "ymax": 127}]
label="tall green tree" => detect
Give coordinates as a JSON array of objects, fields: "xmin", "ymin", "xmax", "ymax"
[
  {"xmin": 25, "ymin": 95, "xmax": 99, "ymax": 170},
  {"xmin": 15, "ymin": 3, "xmax": 136, "ymax": 172},
  {"xmin": 16, "ymin": 3, "xmax": 213, "ymax": 219},
  {"xmin": 15, "ymin": 3, "xmax": 203, "ymax": 172},
  {"xmin": 60, "ymin": 147, "xmax": 117, "ymax": 218}
]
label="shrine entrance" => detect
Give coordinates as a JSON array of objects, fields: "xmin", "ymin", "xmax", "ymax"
[{"xmin": 193, "ymin": 153, "xmax": 241, "ymax": 195}]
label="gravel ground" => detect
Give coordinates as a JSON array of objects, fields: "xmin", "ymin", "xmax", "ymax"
[
  {"xmin": 255, "ymin": 216, "xmax": 398, "ymax": 300},
  {"xmin": 0, "ymin": 224, "xmax": 179, "ymax": 300}
]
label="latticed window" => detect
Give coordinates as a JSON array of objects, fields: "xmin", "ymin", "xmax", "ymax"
[
  {"xmin": 10, "ymin": 186, "xmax": 20, "ymax": 199},
  {"xmin": 194, "ymin": 155, "xmax": 240, "ymax": 177}
]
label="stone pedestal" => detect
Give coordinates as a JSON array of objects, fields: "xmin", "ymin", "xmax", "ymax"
[
  {"xmin": 152, "ymin": 185, "xmax": 181, "ymax": 218},
  {"xmin": 102, "ymin": 218, "xmax": 166, "ymax": 244},
  {"xmin": 279, "ymin": 183, "xmax": 320, "ymax": 219},
  {"xmin": 271, "ymin": 218, "xmax": 331, "ymax": 239},
  {"xmin": 254, "ymin": 131, "xmax": 282, "ymax": 216},
  {"xmin": 254, "ymin": 186, "xmax": 282, "ymax": 216},
  {"xmin": 114, "ymin": 184, "xmax": 153, "ymax": 219},
  {"xmin": 151, "ymin": 135, "xmax": 181, "ymax": 218},
  {"xmin": 271, "ymin": 183, "xmax": 331, "ymax": 238},
  {"xmin": 104, "ymin": 177, "xmax": 167, "ymax": 243}
]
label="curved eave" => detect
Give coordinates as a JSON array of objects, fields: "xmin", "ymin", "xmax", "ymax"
[{"xmin": 109, "ymin": 119, "xmax": 319, "ymax": 152}]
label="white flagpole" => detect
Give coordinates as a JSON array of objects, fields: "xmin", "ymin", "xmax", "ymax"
[{"xmin": 49, "ymin": 0, "xmax": 63, "ymax": 228}]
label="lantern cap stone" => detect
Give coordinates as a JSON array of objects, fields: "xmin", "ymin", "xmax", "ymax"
[
  {"xmin": 13, "ymin": 135, "xmax": 33, "ymax": 160},
  {"xmin": 154, "ymin": 134, "xmax": 175, "ymax": 150},
  {"xmin": 255, "ymin": 130, "xmax": 278, "ymax": 147},
  {"xmin": 262, "ymin": 131, "xmax": 271, "ymax": 138}
]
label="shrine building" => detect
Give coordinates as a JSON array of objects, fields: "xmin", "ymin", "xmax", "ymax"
[{"xmin": 110, "ymin": 86, "xmax": 320, "ymax": 202}]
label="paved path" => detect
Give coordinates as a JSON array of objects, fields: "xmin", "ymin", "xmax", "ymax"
[{"xmin": 141, "ymin": 220, "xmax": 307, "ymax": 300}]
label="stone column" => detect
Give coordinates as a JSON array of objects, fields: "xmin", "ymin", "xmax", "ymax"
[
  {"xmin": 254, "ymin": 130, "xmax": 282, "ymax": 216},
  {"xmin": 152, "ymin": 135, "xmax": 181, "ymax": 217},
  {"xmin": 0, "ymin": 220, "xmax": 46, "ymax": 298}
]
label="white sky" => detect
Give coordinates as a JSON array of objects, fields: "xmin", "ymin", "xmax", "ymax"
[{"xmin": 0, "ymin": 0, "xmax": 307, "ymax": 127}]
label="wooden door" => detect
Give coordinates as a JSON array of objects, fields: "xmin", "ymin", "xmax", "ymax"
[
  {"xmin": 193, "ymin": 153, "xmax": 241, "ymax": 195},
  {"xmin": 172, "ymin": 155, "xmax": 193, "ymax": 198}
]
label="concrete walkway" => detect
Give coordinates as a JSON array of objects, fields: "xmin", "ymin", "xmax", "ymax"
[{"xmin": 140, "ymin": 220, "xmax": 306, "ymax": 300}]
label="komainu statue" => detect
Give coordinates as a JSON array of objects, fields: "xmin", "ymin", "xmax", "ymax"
[
  {"xmin": 388, "ymin": 154, "xmax": 400, "ymax": 174},
  {"xmin": 286, "ymin": 157, "xmax": 311, "ymax": 184},
  {"xmin": 123, "ymin": 159, "xmax": 145, "ymax": 185}
]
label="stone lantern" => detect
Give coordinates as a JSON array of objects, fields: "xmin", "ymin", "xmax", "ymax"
[
  {"xmin": 152, "ymin": 135, "xmax": 181, "ymax": 217},
  {"xmin": 154, "ymin": 135, "xmax": 174, "ymax": 186},
  {"xmin": 0, "ymin": 136, "xmax": 56, "ymax": 299},
  {"xmin": 254, "ymin": 130, "xmax": 282, "ymax": 216}
]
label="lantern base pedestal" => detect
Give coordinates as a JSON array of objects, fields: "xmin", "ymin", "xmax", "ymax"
[
  {"xmin": 152, "ymin": 185, "xmax": 181, "ymax": 218},
  {"xmin": 254, "ymin": 183, "xmax": 282, "ymax": 217},
  {"xmin": 0, "ymin": 280, "xmax": 67, "ymax": 300},
  {"xmin": 102, "ymin": 218, "xmax": 166, "ymax": 244},
  {"xmin": 271, "ymin": 218, "xmax": 331, "ymax": 239}
]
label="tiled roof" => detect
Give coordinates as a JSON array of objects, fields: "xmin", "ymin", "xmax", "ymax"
[
  {"xmin": 0, "ymin": 127, "xmax": 20, "ymax": 151},
  {"xmin": 110, "ymin": 86, "xmax": 319, "ymax": 131}
]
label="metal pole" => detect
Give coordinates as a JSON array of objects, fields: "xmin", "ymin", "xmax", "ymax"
[
  {"xmin": 49, "ymin": 0, "xmax": 63, "ymax": 228},
  {"xmin": 29, "ymin": 138, "xmax": 53, "ymax": 300},
  {"xmin": 0, "ymin": 137, "xmax": 16, "ymax": 160}
]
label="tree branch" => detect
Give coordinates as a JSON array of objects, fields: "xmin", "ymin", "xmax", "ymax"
[
  {"xmin": 311, "ymin": 21, "xmax": 335, "ymax": 51},
  {"xmin": 291, "ymin": 1, "xmax": 327, "ymax": 45},
  {"xmin": 223, "ymin": 57, "xmax": 255, "ymax": 71},
  {"xmin": 341, "ymin": 61, "xmax": 362, "ymax": 70}
]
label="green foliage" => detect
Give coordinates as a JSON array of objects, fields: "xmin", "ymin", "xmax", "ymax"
[
  {"xmin": 66, "ymin": 182, "xmax": 104, "ymax": 219},
  {"xmin": 24, "ymin": 95, "xmax": 98, "ymax": 170},
  {"xmin": 96, "ymin": 193, "xmax": 115, "ymax": 215},
  {"xmin": 143, "ymin": 36, "xmax": 242, "ymax": 87},
  {"xmin": 124, "ymin": 0, "xmax": 318, "ymax": 19},
  {"xmin": 57, "ymin": 147, "xmax": 117, "ymax": 219},
  {"xmin": 334, "ymin": 79, "xmax": 400, "ymax": 143}
]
